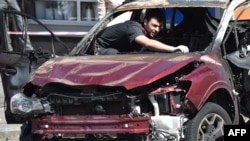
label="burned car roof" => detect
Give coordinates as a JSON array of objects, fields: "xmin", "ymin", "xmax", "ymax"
[{"xmin": 118, "ymin": 0, "xmax": 229, "ymax": 10}]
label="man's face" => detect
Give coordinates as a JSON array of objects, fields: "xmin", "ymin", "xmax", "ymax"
[{"xmin": 143, "ymin": 18, "xmax": 162, "ymax": 38}]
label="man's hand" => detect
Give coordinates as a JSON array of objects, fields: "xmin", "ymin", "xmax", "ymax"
[{"xmin": 176, "ymin": 45, "xmax": 189, "ymax": 53}]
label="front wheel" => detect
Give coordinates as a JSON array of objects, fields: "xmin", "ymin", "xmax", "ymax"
[{"xmin": 184, "ymin": 102, "xmax": 232, "ymax": 141}]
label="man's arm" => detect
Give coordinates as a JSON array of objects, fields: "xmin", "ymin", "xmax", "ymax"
[{"xmin": 134, "ymin": 35, "xmax": 189, "ymax": 53}]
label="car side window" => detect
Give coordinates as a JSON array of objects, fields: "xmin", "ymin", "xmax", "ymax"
[
  {"xmin": 223, "ymin": 3, "xmax": 250, "ymax": 56},
  {"xmin": 165, "ymin": 8, "xmax": 184, "ymax": 29},
  {"xmin": 224, "ymin": 2, "xmax": 250, "ymax": 71},
  {"xmin": 158, "ymin": 8, "xmax": 214, "ymax": 52}
]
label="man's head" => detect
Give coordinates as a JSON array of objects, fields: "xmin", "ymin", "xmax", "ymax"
[{"xmin": 143, "ymin": 9, "xmax": 165, "ymax": 38}]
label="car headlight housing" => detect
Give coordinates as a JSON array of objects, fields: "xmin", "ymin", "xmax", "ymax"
[{"xmin": 10, "ymin": 93, "xmax": 51, "ymax": 115}]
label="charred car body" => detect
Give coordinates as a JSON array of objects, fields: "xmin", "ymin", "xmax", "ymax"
[{"xmin": 1, "ymin": 0, "xmax": 250, "ymax": 140}]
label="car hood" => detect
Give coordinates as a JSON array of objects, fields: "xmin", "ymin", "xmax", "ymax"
[{"xmin": 31, "ymin": 53, "xmax": 201, "ymax": 89}]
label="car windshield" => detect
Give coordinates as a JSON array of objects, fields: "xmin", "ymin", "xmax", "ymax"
[{"xmin": 70, "ymin": 5, "xmax": 224, "ymax": 56}]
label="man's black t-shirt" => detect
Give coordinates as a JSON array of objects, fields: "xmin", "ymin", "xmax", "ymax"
[{"xmin": 96, "ymin": 21, "xmax": 144, "ymax": 53}]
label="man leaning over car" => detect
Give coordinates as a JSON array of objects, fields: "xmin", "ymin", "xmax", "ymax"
[{"xmin": 96, "ymin": 8, "xmax": 189, "ymax": 55}]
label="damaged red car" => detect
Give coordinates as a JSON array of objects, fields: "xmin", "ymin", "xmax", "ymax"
[{"xmin": 1, "ymin": 0, "xmax": 250, "ymax": 140}]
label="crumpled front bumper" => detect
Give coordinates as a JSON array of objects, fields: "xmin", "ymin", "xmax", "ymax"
[{"xmin": 31, "ymin": 115, "xmax": 149, "ymax": 134}]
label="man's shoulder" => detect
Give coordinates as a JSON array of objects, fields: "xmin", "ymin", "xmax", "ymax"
[
  {"xmin": 125, "ymin": 20, "xmax": 140, "ymax": 24},
  {"xmin": 123, "ymin": 20, "xmax": 142, "ymax": 27}
]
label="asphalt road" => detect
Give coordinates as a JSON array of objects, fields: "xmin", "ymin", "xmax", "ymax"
[{"xmin": 0, "ymin": 78, "xmax": 21, "ymax": 141}]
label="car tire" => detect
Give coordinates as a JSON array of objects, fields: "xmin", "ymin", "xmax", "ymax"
[{"xmin": 183, "ymin": 102, "xmax": 232, "ymax": 141}]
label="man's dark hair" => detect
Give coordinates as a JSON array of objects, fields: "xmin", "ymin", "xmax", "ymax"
[{"xmin": 144, "ymin": 9, "xmax": 165, "ymax": 23}]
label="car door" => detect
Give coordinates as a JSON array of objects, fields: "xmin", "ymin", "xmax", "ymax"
[
  {"xmin": 0, "ymin": 9, "xmax": 69, "ymax": 123},
  {"xmin": 223, "ymin": 1, "xmax": 250, "ymax": 116}
]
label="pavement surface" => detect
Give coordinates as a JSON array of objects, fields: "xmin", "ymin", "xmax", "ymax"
[{"xmin": 0, "ymin": 78, "xmax": 21, "ymax": 141}]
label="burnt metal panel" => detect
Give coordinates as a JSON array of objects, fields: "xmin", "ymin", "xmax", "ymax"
[{"xmin": 118, "ymin": 0, "xmax": 229, "ymax": 11}]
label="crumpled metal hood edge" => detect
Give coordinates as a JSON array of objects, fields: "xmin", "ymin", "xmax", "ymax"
[{"xmin": 31, "ymin": 54, "xmax": 201, "ymax": 90}]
